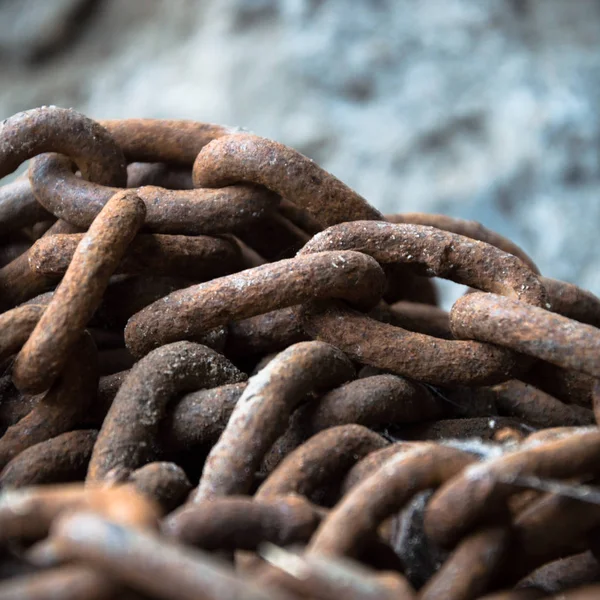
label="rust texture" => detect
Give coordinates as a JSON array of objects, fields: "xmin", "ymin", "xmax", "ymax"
[
  {"xmin": 87, "ymin": 341, "xmax": 245, "ymax": 483},
  {"xmin": 30, "ymin": 153, "xmax": 279, "ymax": 233},
  {"xmin": 451, "ymin": 292, "xmax": 600, "ymax": 378},
  {"xmin": 0, "ymin": 106, "xmax": 600, "ymax": 599},
  {"xmin": 192, "ymin": 133, "xmax": 384, "ymax": 226},
  {"xmin": 29, "ymin": 231, "xmax": 243, "ymax": 281},
  {"xmin": 192, "ymin": 341, "xmax": 354, "ymax": 500},
  {"xmin": 13, "ymin": 190, "xmax": 145, "ymax": 394},
  {"xmin": 124, "ymin": 250, "xmax": 386, "ymax": 357}
]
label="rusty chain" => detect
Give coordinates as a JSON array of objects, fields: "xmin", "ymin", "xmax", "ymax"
[{"xmin": 0, "ymin": 105, "xmax": 599, "ymax": 599}]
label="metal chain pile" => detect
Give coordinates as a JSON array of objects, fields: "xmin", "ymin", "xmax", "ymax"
[{"xmin": 0, "ymin": 106, "xmax": 599, "ymax": 599}]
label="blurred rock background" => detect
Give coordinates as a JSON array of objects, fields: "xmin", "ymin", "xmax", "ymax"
[{"xmin": 1, "ymin": 0, "xmax": 599, "ymax": 304}]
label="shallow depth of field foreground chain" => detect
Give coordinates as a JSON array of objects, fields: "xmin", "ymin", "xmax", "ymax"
[{"xmin": 0, "ymin": 106, "xmax": 600, "ymax": 599}]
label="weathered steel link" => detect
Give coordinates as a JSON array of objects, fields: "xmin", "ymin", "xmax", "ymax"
[
  {"xmin": 192, "ymin": 133, "xmax": 384, "ymax": 226},
  {"xmin": 160, "ymin": 382, "xmax": 247, "ymax": 452},
  {"xmin": 225, "ymin": 307, "xmax": 308, "ymax": 359},
  {"xmin": 163, "ymin": 495, "xmax": 320, "ymax": 551},
  {"xmin": 127, "ymin": 462, "xmax": 191, "ymax": 514},
  {"xmin": 257, "ymin": 425, "xmax": 388, "ymax": 503},
  {"xmin": 0, "ymin": 175, "xmax": 51, "ymax": 236},
  {"xmin": 100, "ymin": 118, "xmax": 238, "ymax": 166},
  {"xmin": 125, "ymin": 250, "xmax": 386, "ymax": 357},
  {"xmin": 306, "ymin": 374, "xmax": 446, "ymax": 432},
  {"xmin": 30, "ymin": 152, "xmax": 279, "ymax": 233},
  {"xmin": 386, "ymin": 212, "xmax": 540, "ymax": 274},
  {"xmin": 301, "ymin": 299, "xmax": 526, "ymax": 386},
  {"xmin": 0, "ymin": 107, "xmax": 126, "ymax": 184},
  {"xmin": 298, "ymin": 221, "xmax": 546, "ymax": 305},
  {"xmin": 419, "ymin": 526, "xmax": 510, "ymax": 600},
  {"xmin": 309, "ymin": 444, "xmax": 476, "ymax": 557},
  {"xmin": 45, "ymin": 511, "xmax": 286, "ymax": 600},
  {"xmin": 29, "ymin": 231, "xmax": 243, "ymax": 281},
  {"xmin": 13, "ymin": 190, "xmax": 145, "ymax": 394},
  {"xmin": 0, "ymin": 219, "xmax": 81, "ymax": 309},
  {"xmin": 193, "ymin": 341, "xmax": 354, "ymax": 500},
  {"xmin": 388, "ymin": 300, "xmax": 452, "ymax": 338},
  {"xmin": 539, "ymin": 277, "xmax": 600, "ymax": 328},
  {"xmin": 87, "ymin": 342, "xmax": 245, "ymax": 483},
  {"xmin": 0, "ymin": 332, "xmax": 98, "ymax": 471},
  {"xmin": 1, "ymin": 106, "xmax": 599, "ymax": 598},
  {"xmin": 0, "ymin": 429, "xmax": 97, "ymax": 488},
  {"xmin": 261, "ymin": 546, "xmax": 417, "ymax": 600},
  {"xmin": 492, "ymin": 380, "xmax": 594, "ymax": 429},
  {"xmin": 0, "ymin": 483, "xmax": 160, "ymax": 543},
  {"xmin": 424, "ymin": 428, "xmax": 600, "ymax": 548},
  {"xmin": 0, "ymin": 565, "xmax": 116, "ymax": 600},
  {"xmin": 451, "ymin": 292, "xmax": 600, "ymax": 378}
]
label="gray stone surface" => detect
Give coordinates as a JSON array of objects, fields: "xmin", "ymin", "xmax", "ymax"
[{"xmin": 1, "ymin": 0, "xmax": 599, "ymax": 305}]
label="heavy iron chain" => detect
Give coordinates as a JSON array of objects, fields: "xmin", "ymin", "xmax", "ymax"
[{"xmin": 0, "ymin": 106, "xmax": 599, "ymax": 599}]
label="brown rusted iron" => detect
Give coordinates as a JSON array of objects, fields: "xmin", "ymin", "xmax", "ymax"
[
  {"xmin": 492, "ymin": 380, "xmax": 594, "ymax": 429},
  {"xmin": 13, "ymin": 190, "xmax": 145, "ymax": 394},
  {"xmin": 44, "ymin": 511, "xmax": 287, "ymax": 600},
  {"xmin": 301, "ymin": 299, "xmax": 526, "ymax": 386},
  {"xmin": 0, "ymin": 107, "xmax": 126, "ymax": 184},
  {"xmin": 0, "ymin": 332, "xmax": 98, "ymax": 470},
  {"xmin": 298, "ymin": 221, "xmax": 545, "ymax": 304},
  {"xmin": 193, "ymin": 341, "xmax": 354, "ymax": 500},
  {"xmin": 87, "ymin": 341, "xmax": 245, "ymax": 483},
  {"xmin": 127, "ymin": 462, "xmax": 191, "ymax": 514},
  {"xmin": 518, "ymin": 551, "xmax": 600, "ymax": 595},
  {"xmin": 125, "ymin": 250, "xmax": 386, "ymax": 357},
  {"xmin": 0, "ymin": 483, "xmax": 159, "ymax": 543},
  {"xmin": 309, "ymin": 444, "xmax": 476, "ymax": 557},
  {"xmin": 100, "ymin": 118, "xmax": 237, "ymax": 166},
  {"xmin": 29, "ymin": 232, "xmax": 243, "ymax": 281},
  {"xmin": 419, "ymin": 526, "xmax": 510, "ymax": 600},
  {"xmin": 1, "ymin": 106, "xmax": 600, "ymax": 599},
  {"xmin": 163, "ymin": 496, "xmax": 319, "ymax": 551},
  {"xmin": 424, "ymin": 428, "xmax": 600, "ymax": 548},
  {"xmin": 385, "ymin": 212, "xmax": 540, "ymax": 274},
  {"xmin": 30, "ymin": 153, "xmax": 279, "ymax": 234},
  {"xmin": 0, "ymin": 219, "xmax": 81, "ymax": 309},
  {"xmin": 0, "ymin": 565, "xmax": 117, "ymax": 600},
  {"xmin": 257, "ymin": 424, "xmax": 387, "ymax": 505},
  {"xmin": 261, "ymin": 545, "xmax": 416, "ymax": 600},
  {"xmin": 0, "ymin": 174, "xmax": 51, "ymax": 236},
  {"xmin": 192, "ymin": 133, "xmax": 384, "ymax": 226},
  {"xmin": 0, "ymin": 430, "xmax": 97, "ymax": 488},
  {"xmin": 451, "ymin": 292, "xmax": 600, "ymax": 378}
]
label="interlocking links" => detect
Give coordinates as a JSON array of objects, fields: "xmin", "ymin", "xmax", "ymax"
[
  {"xmin": 87, "ymin": 342, "xmax": 245, "ymax": 483},
  {"xmin": 192, "ymin": 342, "xmax": 354, "ymax": 500},
  {"xmin": 424, "ymin": 428, "xmax": 600, "ymax": 548},
  {"xmin": 298, "ymin": 220, "xmax": 545, "ymax": 385},
  {"xmin": 30, "ymin": 152, "xmax": 278, "ymax": 233},
  {"xmin": 386, "ymin": 212, "xmax": 540, "ymax": 274},
  {"xmin": 308, "ymin": 444, "xmax": 476, "ymax": 556},
  {"xmin": 0, "ymin": 174, "xmax": 51, "ymax": 235},
  {"xmin": 192, "ymin": 133, "xmax": 384, "ymax": 226},
  {"xmin": 29, "ymin": 232, "xmax": 243, "ymax": 281},
  {"xmin": 43, "ymin": 511, "xmax": 284, "ymax": 600},
  {"xmin": 12, "ymin": 191, "xmax": 145, "ymax": 394},
  {"xmin": 163, "ymin": 496, "xmax": 319, "ymax": 551},
  {"xmin": 124, "ymin": 250, "xmax": 386, "ymax": 357},
  {"xmin": 100, "ymin": 118, "xmax": 237, "ymax": 165},
  {"xmin": 0, "ymin": 430, "xmax": 97, "ymax": 488},
  {"xmin": 0, "ymin": 107, "xmax": 126, "ymax": 185},
  {"xmin": 0, "ymin": 332, "xmax": 97, "ymax": 471},
  {"xmin": 298, "ymin": 221, "xmax": 545, "ymax": 304},
  {"xmin": 451, "ymin": 292, "xmax": 600, "ymax": 378}
]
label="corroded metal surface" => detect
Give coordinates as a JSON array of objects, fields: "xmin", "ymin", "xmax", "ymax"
[{"xmin": 0, "ymin": 107, "xmax": 599, "ymax": 599}]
